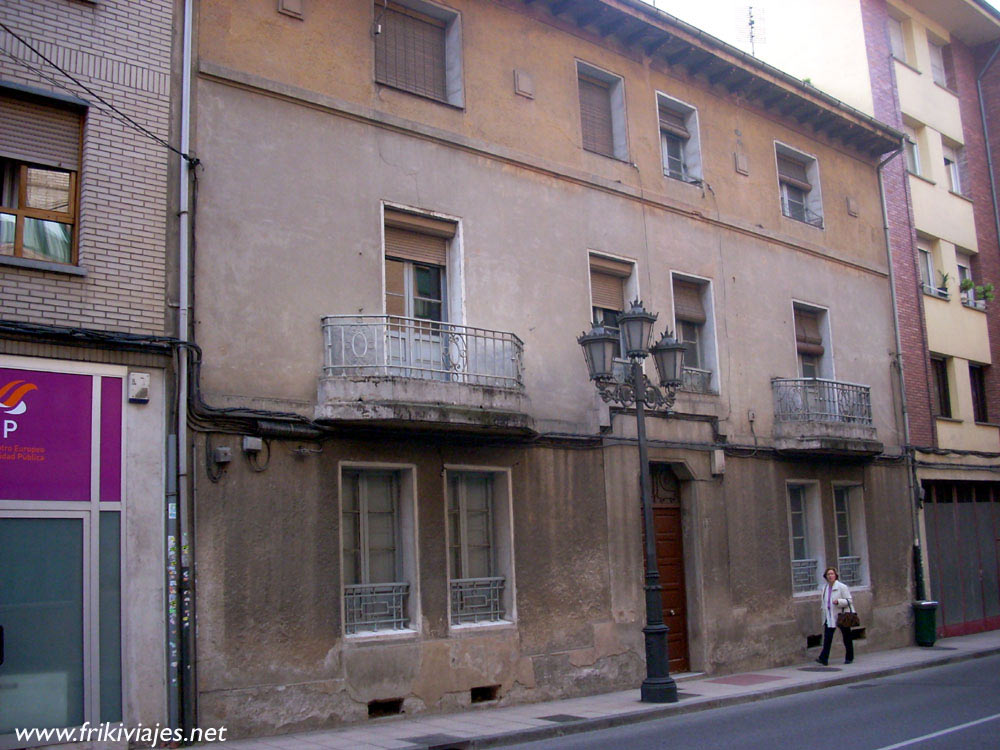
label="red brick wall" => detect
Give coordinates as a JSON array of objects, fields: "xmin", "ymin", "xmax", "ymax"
[
  {"xmin": 973, "ymin": 41, "xmax": 1000, "ymax": 432},
  {"xmin": 860, "ymin": 0, "xmax": 936, "ymax": 447}
]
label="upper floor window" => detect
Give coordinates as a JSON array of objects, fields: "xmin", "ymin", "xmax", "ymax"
[
  {"xmin": 793, "ymin": 304, "xmax": 830, "ymax": 379},
  {"xmin": 942, "ymin": 142, "xmax": 964, "ymax": 195},
  {"xmin": 0, "ymin": 92, "xmax": 81, "ymax": 266},
  {"xmin": 657, "ymin": 94, "xmax": 701, "ymax": 184},
  {"xmin": 589, "ymin": 253, "xmax": 635, "ymax": 359},
  {"xmin": 928, "ymin": 40, "xmax": 955, "ymax": 89},
  {"xmin": 776, "ymin": 144, "xmax": 823, "ymax": 228},
  {"xmin": 374, "ymin": 1, "xmax": 463, "ymax": 107},
  {"xmin": 888, "ymin": 15, "xmax": 907, "ymax": 62},
  {"xmin": 672, "ymin": 275, "xmax": 717, "ymax": 394},
  {"xmin": 903, "ymin": 124, "xmax": 921, "ymax": 175},
  {"xmin": 384, "ymin": 209, "xmax": 454, "ymax": 323},
  {"xmin": 577, "ymin": 62, "xmax": 627, "ymax": 161},
  {"xmin": 930, "ymin": 355, "xmax": 952, "ymax": 419},
  {"xmin": 970, "ymin": 364, "xmax": 989, "ymax": 423}
]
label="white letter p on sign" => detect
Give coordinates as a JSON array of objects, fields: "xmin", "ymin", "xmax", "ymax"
[{"xmin": 3, "ymin": 419, "xmax": 16, "ymax": 439}]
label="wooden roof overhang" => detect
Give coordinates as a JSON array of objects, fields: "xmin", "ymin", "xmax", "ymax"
[{"xmin": 517, "ymin": 0, "xmax": 903, "ymax": 159}]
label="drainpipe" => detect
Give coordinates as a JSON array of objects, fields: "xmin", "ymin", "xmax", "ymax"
[
  {"xmin": 168, "ymin": 0, "xmax": 195, "ymax": 735},
  {"xmin": 876, "ymin": 144, "xmax": 925, "ymax": 600}
]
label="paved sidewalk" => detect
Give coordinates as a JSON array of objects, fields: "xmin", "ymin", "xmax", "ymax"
[{"xmin": 217, "ymin": 630, "xmax": 1000, "ymax": 750}]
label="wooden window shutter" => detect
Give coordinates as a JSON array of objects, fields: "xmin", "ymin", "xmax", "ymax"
[
  {"xmin": 794, "ymin": 309, "xmax": 824, "ymax": 356},
  {"xmin": 384, "ymin": 212, "xmax": 450, "ymax": 267},
  {"xmin": 591, "ymin": 270, "xmax": 624, "ymax": 312},
  {"xmin": 659, "ymin": 106, "xmax": 689, "ymax": 139},
  {"xmin": 777, "ymin": 155, "xmax": 811, "ymax": 191},
  {"xmin": 374, "ymin": 3, "xmax": 447, "ymax": 102},
  {"xmin": 673, "ymin": 280, "xmax": 706, "ymax": 324},
  {"xmin": 0, "ymin": 94, "xmax": 81, "ymax": 171},
  {"xmin": 385, "ymin": 208, "xmax": 456, "ymax": 238},
  {"xmin": 579, "ymin": 75, "xmax": 614, "ymax": 158}
]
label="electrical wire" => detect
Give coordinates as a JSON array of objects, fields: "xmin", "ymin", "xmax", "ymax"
[{"xmin": 0, "ymin": 21, "xmax": 196, "ymax": 163}]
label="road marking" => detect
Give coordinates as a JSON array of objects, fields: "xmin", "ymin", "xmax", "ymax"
[{"xmin": 871, "ymin": 712, "xmax": 1000, "ymax": 750}]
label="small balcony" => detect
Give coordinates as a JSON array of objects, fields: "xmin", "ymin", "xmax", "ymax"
[
  {"xmin": 316, "ymin": 315, "xmax": 532, "ymax": 432},
  {"xmin": 771, "ymin": 378, "xmax": 882, "ymax": 456}
]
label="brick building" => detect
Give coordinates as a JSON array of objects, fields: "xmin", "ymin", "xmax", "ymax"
[{"xmin": 0, "ymin": 0, "xmax": 176, "ymax": 741}]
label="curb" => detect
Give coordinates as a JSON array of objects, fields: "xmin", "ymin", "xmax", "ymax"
[{"xmin": 424, "ymin": 645, "xmax": 1000, "ymax": 749}]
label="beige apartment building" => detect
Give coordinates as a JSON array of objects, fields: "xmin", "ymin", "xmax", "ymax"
[{"xmin": 181, "ymin": 0, "xmax": 913, "ymax": 737}]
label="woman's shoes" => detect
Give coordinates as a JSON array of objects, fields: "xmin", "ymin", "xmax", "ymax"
[
  {"xmin": 815, "ymin": 658, "xmax": 828, "ymax": 666},
  {"xmin": 844, "ymin": 659, "xmax": 853, "ymax": 664}
]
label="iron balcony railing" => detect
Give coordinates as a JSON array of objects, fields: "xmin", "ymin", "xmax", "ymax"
[
  {"xmin": 680, "ymin": 366, "xmax": 712, "ymax": 394},
  {"xmin": 838, "ymin": 555, "xmax": 863, "ymax": 587},
  {"xmin": 450, "ymin": 576, "xmax": 506, "ymax": 625},
  {"xmin": 772, "ymin": 378, "xmax": 873, "ymax": 426},
  {"xmin": 322, "ymin": 315, "xmax": 524, "ymax": 390},
  {"xmin": 792, "ymin": 558, "xmax": 818, "ymax": 593},
  {"xmin": 344, "ymin": 582, "xmax": 409, "ymax": 634}
]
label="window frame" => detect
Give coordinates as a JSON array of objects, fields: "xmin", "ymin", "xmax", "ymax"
[
  {"xmin": 928, "ymin": 39, "xmax": 948, "ymax": 87},
  {"xmin": 0, "ymin": 160, "xmax": 78, "ymax": 265},
  {"xmin": 833, "ymin": 484, "xmax": 869, "ymax": 588},
  {"xmin": 775, "ymin": 142, "xmax": 824, "ymax": 228},
  {"xmin": 339, "ymin": 463, "xmax": 420, "ymax": 639},
  {"xmin": 372, "ymin": 0, "xmax": 464, "ymax": 108},
  {"xmin": 792, "ymin": 301, "xmax": 834, "ymax": 380},
  {"xmin": 445, "ymin": 466, "xmax": 516, "ymax": 630},
  {"xmin": 903, "ymin": 124, "xmax": 921, "ymax": 175},
  {"xmin": 888, "ymin": 15, "xmax": 907, "ymax": 62},
  {"xmin": 577, "ymin": 61, "xmax": 628, "ymax": 162},
  {"xmin": 787, "ymin": 482, "xmax": 824, "ymax": 595},
  {"xmin": 656, "ymin": 93, "xmax": 702, "ymax": 184},
  {"xmin": 671, "ymin": 272, "xmax": 718, "ymax": 394},
  {"xmin": 930, "ymin": 356, "xmax": 952, "ymax": 419},
  {"xmin": 970, "ymin": 363, "xmax": 989, "ymax": 423},
  {"xmin": 942, "ymin": 142, "xmax": 963, "ymax": 195}
]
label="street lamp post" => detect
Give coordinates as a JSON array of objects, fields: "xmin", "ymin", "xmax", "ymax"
[{"xmin": 578, "ymin": 300, "xmax": 685, "ymax": 704}]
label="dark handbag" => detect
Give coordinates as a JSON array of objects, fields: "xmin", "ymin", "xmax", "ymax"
[{"xmin": 836, "ymin": 601, "xmax": 860, "ymax": 629}]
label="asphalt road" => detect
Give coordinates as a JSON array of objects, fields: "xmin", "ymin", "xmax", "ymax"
[{"xmin": 504, "ymin": 654, "xmax": 1000, "ymax": 750}]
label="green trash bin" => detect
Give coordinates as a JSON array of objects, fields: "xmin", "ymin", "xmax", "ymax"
[{"xmin": 914, "ymin": 600, "xmax": 938, "ymax": 647}]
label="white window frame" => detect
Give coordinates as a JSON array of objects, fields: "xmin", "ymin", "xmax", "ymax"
[
  {"xmin": 339, "ymin": 462, "xmax": 420, "ymax": 640},
  {"xmin": 373, "ymin": 0, "xmax": 464, "ymax": 107},
  {"xmin": 943, "ymin": 142, "xmax": 963, "ymax": 195},
  {"xmin": 928, "ymin": 39, "xmax": 947, "ymax": 87},
  {"xmin": 903, "ymin": 124, "xmax": 921, "ymax": 175},
  {"xmin": 888, "ymin": 15, "xmax": 907, "ymax": 62},
  {"xmin": 577, "ymin": 60, "xmax": 628, "ymax": 162},
  {"xmin": 656, "ymin": 92, "xmax": 702, "ymax": 184},
  {"xmin": 833, "ymin": 484, "xmax": 869, "ymax": 588},
  {"xmin": 775, "ymin": 142, "xmax": 824, "ymax": 228},
  {"xmin": 670, "ymin": 272, "xmax": 719, "ymax": 394},
  {"xmin": 445, "ymin": 465, "xmax": 516, "ymax": 631},
  {"xmin": 787, "ymin": 482, "xmax": 824, "ymax": 595}
]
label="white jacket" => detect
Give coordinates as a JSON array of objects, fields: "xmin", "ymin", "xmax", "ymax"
[{"xmin": 820, "ymin": 579, "xmax": 853, "ymax": 628}]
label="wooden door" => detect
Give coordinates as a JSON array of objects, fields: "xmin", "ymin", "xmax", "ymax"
[{"xmin": 649, "ymin": 466, "xmax": 690, "ymax": 673}]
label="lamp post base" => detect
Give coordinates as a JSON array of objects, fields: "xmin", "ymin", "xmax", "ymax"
[{"xmin": 641, "ymin": 676, "xmax": 679, "ymax": 703}]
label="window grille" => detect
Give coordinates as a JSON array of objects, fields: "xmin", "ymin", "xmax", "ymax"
[
  {"xmin": 579, "ymin": 75, "xmax": 614, "ymax": 157},
  {"xmin": 375, "ymin": 3, "xmax": 447, "ymax": 102}
]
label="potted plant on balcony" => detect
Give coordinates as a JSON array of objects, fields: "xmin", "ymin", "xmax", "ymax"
[
  {"xmin": 938, "ymin": 271, "xmax": 951, "ymax": 298},
  {"xmin": 975, "ymin": 282, "xmax": 995, "ymax": 306}
]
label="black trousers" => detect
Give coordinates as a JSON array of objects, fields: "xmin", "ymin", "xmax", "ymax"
[{"xmin": 818, "ymin": 624, "xmax": 854, "ymax": 664}]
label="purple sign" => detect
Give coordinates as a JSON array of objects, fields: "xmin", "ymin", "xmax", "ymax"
[
  {"xmin": 0, "ymin": 368, "xmax": 93, "ymax": 501},
  {"xmin": 100, "ymin": 377, "xmax": 123, "ymax": 502}
]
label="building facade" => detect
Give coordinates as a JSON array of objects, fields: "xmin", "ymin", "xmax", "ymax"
[
  {"xmin": 0, "ymin": 0, "xmax": 174, "ymax": 744},
  {"xmin": 184, "ymin": 0, "xmax": 914, "ymax": 737}
]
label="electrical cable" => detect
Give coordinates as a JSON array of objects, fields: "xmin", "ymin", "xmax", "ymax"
[{"xmin": 0, "ymin": 21, "xmax": 196, "ymax": 163}]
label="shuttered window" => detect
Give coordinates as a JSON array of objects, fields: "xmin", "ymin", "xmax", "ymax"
[
  {"xmin": 659, "ymin": 106, "xmax": 689, "ymax": 139},
  {"xmin": 777, "ymin": 156, "xmax": 810, "ymax": 191},
  {"xmin": 794, "ymin": 308, "xmax": 824, "ymax": 356},
  {"xmin": 384, "ymin": 210, "xmax": 453, "ymax": 321},
  {"xmin": 673, "ymin": 280, "xmax": 705, "ymax": 324},
  {"xmin": 375, "ymin": 3, "xmax": 448, "ymax": 102},
  {"xmin": 0, "ymin": 92, "xmax": 81, "ymax": 265},
  {"xmin": 589, "ymin": 255, "xmax": 631, "ymax": 314},
  {"xmin": 579, "ymin": 75, "xmax": 615, "ymax": 158}
]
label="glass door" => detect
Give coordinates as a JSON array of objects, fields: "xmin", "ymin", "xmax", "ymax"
[{"xmin": 0, "ymin": 513, "xmax": 88, "ymax": 738}]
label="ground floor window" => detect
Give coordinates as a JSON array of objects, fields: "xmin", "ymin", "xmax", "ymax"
[
  {"xmin": 834, "ymin": 485, "xmax": 869, "ymax": 587},
  {"xmin": 787, "ymin": 483, "xmax": 823, "ymax": 593}
]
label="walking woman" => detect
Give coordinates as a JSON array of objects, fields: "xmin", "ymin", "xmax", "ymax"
[{"xmin": 816, "ymin": 566, "xmax": 854, "ymax": 665}]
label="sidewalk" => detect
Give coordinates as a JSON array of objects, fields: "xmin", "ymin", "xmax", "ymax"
[{"xmin": 217, "ymin": 630, "xmax": 1000, "ymax": 750}]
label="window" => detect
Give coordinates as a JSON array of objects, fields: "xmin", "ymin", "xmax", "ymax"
[
  {"xmin": 373, "ymin": 1, "xmax": 463, "ymax": 106},
  {"xmin": 943, "ymin": 142, "xmax": 964, "ymax": 195},
  {"xmin": 930, "ymin": 356, "xmax": 952, "ymax": 419},
  {"xmin": 342, "ymin": 469, "xmax": 415, "ymax": 634},
  {"xmin": 903, "ymin": 125, "xmax": 921, "ymax": 175},
  {"xmin": 834, "ymin": 486, "xmax": 869, "ymax": 587},
  {"xmin": 794, "ymin": 306, "xmax": 828, "ymax": 379},
  {"xmin": 917, "ymin": 242, "xmax": 934, "ymax": 289},
  {"xmin": 970, "ymin": 364, "xmax": 988, "ymax": 423},
  {"xmin": 776, "ymin": 144, "xmax": 823, "ymax": 227},
  {"xmin": 888, "ymin": 15, "xmax": 907, "ymax": 61},
  {"xmin": 673, "ymin": 276, "xmax": 716, "ymax": 394},
  {"xmin": 589, "ymin": 254, "xmax": 635, "ymax": 362},
  {"xmin": 578, "ymin": 62, "xmax": 627, "ymax": 160},
  {"xmin": 957, "ymin": 251, "xmax": 975, "ymax": 305},
  {"xmin": 787, "ymin": 484, "xmax": 824, "ymax": 593},
  {"xmin": 657, "ymin": 95, "xmax": 701, "ymax": 183},
  {"xmin": 927, "ymin": 40, "xmax": 955, "ymax": 89},
  {"xmin": 448, "ymin": 471, "xmax": 513, "ymax": 625},
  {"xmin": 0, "ymin": 92, "xmax": 82, "ymax": 265}
]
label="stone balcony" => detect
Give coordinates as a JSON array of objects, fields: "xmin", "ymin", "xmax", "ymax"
[
  {"xmin": 771, "ymin": 378, "xmax": 882, "ymax": 456},
  {"xmin": 316, "ymin": 315, "xmax": 532, "ymax": 433}
]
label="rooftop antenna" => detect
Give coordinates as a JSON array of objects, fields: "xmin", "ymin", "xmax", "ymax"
[{"xmin": 737, "ymin": 5, "xmax": 766, "ymax": 57}]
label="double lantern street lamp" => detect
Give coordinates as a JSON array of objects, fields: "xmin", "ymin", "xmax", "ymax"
[{"xmin": 578, "ymin": 300, "xmax": 686, "ymax": 704}]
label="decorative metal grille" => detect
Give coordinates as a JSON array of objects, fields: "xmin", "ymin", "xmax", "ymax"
[
  {"xmin": 680, "ymin": 366, "xmax": 712, "ymax": 394},
  {"xmin": 322, "ymin": 315, "xmax": 524, "ymax": 389},
  {"xmin": 781, "ymin": 196, "xmax": 824, "ymax": 227},
  {"xmin": 838, "ymin": 555, "xmax": 863, "ymax": 587},
  {"xmin": 792, "ymin": 558, "xmax": 818, "ymax": 593},
  {"xmin": 772, "ymin": 378, "xmax": 873, "ymax": 425},
  {"xmin": 450, "ymin": 576, "xmax": 505, "ymax": 625},
  {"xmin": 344, "ymin": 582, "xmax": 409, "ymax": 634}
]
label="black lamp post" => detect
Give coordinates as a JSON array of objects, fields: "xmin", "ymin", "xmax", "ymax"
[{"xmin": 578, "ymin": 300, "xmax": 685, "ymax": 703}]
